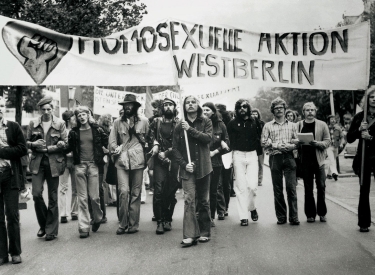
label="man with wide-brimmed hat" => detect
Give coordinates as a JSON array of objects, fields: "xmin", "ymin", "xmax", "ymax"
[
  {"xmin": 26, "ymin": 95, "xmax": 68, "ymax": 241},
  {"xmin": 109, "ymin": 94, "xmax": 149, "ymax": 235},
  {"xmin": 147, "ymin": 97, "xmax": 180, "ymax": 234}
]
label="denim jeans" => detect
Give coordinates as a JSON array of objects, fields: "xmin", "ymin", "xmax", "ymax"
[
  {"xmin": 0, "ymin": 169, "xmax": 21, "ymax": 258},
  {"xmin": 89, "ymin": 174, "xmax": 107, "ymax": 220},
  {"xmin": 75, "ymin": 162, "xmax": 103, "ymax": 233},
  {"xmin": 210, "ymin": 166, "xmax": 225, "ymax": 218},
  {"xmin": 301, "ymin": 160, "xmax": 327, "ymax": 219},
  {"xmin": 58, "ymin": 157, "xmax": 78, "ymax": 218},
  {"xmin": 182, "ymin": 173, "xmax": 211, "ymax": 239},
  {"xmin": 32, "ymin": 156, "xmax": 59, "ymax": 236},
  {"xmin": 269, "ymin": 153, "xmax": 298, "ymax": 222},
  {"xmin": 117, "ymin": 168, "xmax": 144, "ymax": 231},
  {"xmin": 232, "ymin": 151, "xmax": 258, "ymax": 220},
  {"xmin": 153, "ymin": 160, "xmax": 179, "ymax": 222}
]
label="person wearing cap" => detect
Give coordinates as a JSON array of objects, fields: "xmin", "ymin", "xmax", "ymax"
[
  {"xmin": 26, "ymin": 96, "xmax": 68, "ymax": 241},
  {"xmin": 0, "ymin": 98, "xmax": 27, "ymax": 265},
  {"xmin": 58, "ymin": 111, "xmax": 78, "ymax": 224},
  {"xmin": 146, "ymin": 98, "xmax": 180, "ymax": 234},
  {"xmin": 60, "ymin": 106, "xmax": 108, "ymax": 238},
  {"xmin": 295, "ymin": 102, "xmax": 330, "ymax": 223},
  {"xmin": 109, "ymin": 94, "xmax": 149, "ymax": 235},
  {"xmin": 326, "ymin": 114, "xmax": 345, "ymax": 181},
  {"xmin": 172, "ymin": 95, "xmax": 213, "ymax": 247}
]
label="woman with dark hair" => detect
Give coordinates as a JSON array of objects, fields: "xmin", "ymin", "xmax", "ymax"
[
  {"xmin": 58, "ymin": 111, "xmax": 78, "ymax": 223},
  {"xmin": 285, "ymin": 109, "xmax": 296, "ymax": 123},
  {"xmin": 347, "ymin": 86, "xmax": 375, "ymax": 233},
  {"xmin": 202, "ymin": 102, "xmax": 230, "ymax": 226}
]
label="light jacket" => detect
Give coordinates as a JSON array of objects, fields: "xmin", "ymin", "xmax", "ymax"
[{"xmin": 26, "ymin": 115, "xmax": 67, "ymax": 177}]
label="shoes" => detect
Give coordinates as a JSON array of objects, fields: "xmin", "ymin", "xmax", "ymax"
[
  {"xmin": 101, "ymin": 217, "xmax": 108, "ymax": 223},
  {"xmin": 198, "ymin": 236, "xmax": 210, "ymax": 243},
  {"xmin": 327, "ymin": 174, "xmax": 332, "ymax": 179},
  {"xmin": 116, "ymin": 227, "xmax": 127, "ymax": 235},
  {"xmin": 60, "ymin": 217, "xmax": 68, "ymax": 223},
  {"xmin": 79, "ymin": 232, "xmax": 89, "ymax": 238},
  {"xmin": 141, "ymin": 201, "xmax": 145, "ymax": 204},
  {"xmin": 45, "ymin": 234, "xmax": 56, "ymax": 241},
  {"xmin": 127, "ymin": 228, "xmax": 139, "ymax": 234},
  {"xmin": 320, "ymin": 216, "xmax": 327, "ymax": 222},
  {"xmin": 277, "ymin": 220, "xmax": 287, "ymax": 225},
  {"xmin": 11, "ymin": 255, "xmax": 22, "ymax": 264},
  {"xmin": 258, "ymin": 182, "xmax": 262, "ymax": 186},
  {"xmin": 0, "ymin": 257, "xmax": 9, "ymax": 266},
  {"xmin": 218, "ymin": 214, "xmax": 225, "ymax": 220},
  {"xmin": 360, "ymin": 227, "xmax": 369, "ymax": 232},
  {"xmin": 92, "ymin": 222, "xmax": 101, "ymax": 232},
  {"xmin": 90, "ymin": 220, "xmax": 94, "ymax": 225},
  {"xmin": 37, "ymin": 228, "xmax": 46, "ymax": 238},
  {"xmin": 332, "ymin": 173, "xmax": 338, "ymax": 181},
  {"xmin": 251, "ymin": 209, "xmax": 258, "ymax": 221},
  {"xmin": 181, "ymin": 238, "xmax": 198, "ymax": 248},
  {"xmin": 307, "ymin": 217, "xmax": 315, "ymax": 223},
  {"xmin": 290, "ymin": 220, "xmax": 300, "ymax": 226},
  {"xmin": 240, "ymin": 219, "xmax": 248, "ymax": 226},
  {"xmin": 211, "ymin": 219, "xmax": 216, "ymax": 227},
  {"xmin": 71, "ymin": 216, "xmax": 78, "ymax": 221},
  {"xmin": 224, "ymin": 210, "xmax": 229, "ymax": 217},
  {"xmin": 156, "ymin": 222, "xmax": 164, "ymax": 234},
  {"xmin": 164, "ymin": 222, "xmax": 172, "ymax": 231},
  {"xmin": 152, "ymin": 216, "xmax": 157, "ymax": 221}
]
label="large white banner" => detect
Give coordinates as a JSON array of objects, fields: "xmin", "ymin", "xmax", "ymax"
[{"xmin": 0, "ymin": 15, "xmax": 370, "ymax": 90}]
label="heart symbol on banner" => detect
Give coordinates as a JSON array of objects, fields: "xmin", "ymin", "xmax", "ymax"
[{"xmin": 2, "ymin": 20, "xmax": 73, "ymax": 85}]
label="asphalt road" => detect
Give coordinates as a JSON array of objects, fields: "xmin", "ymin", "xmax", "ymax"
[{"xmin": 2, "ymin": 165, "xmax": 375, "ymax": 275}]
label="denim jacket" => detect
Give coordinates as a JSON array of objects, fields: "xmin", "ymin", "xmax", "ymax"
[{"xmin": 26, "ymin": 115, "xmax": 68, "ymax": 177}]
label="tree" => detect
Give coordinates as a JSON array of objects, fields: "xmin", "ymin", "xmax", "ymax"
[{"xmin": 0, "ymin": 0, "xmax": 147, "ymax": 124}]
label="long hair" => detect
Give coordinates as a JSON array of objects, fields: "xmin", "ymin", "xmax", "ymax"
[
  {"xmin": 151, "ymin": 99, "xmax": 164, "ymax": 117},
  {"xmin": 364, "ymin": 85, "xmax": 375, "ymax": 110},
  {"xmin": 98, "ymin": 113, "xmax": 112, "ymax": 133},
  {"xmin": 285, "ymin": 109, "xmax": 296, "ymax": 122},
  {"xmin": 74, "ymin": 106, "xmax": 96, "ymax": 128},
  {"xmin": 252, "ymin": 108, "xmax": 262, "ymax": 120},
  {"xmin": 183, "ymin": 95, "xmax": 203, "ymax": 119},
  {"xmin": 202, "ymin": 102, "xmax": 222, "ymax": 128},
  {"xmin": 235, "ymin": 99, "xmax": 252, "ymax": 119},
  {"xmin": 121, "ymin": 104, "xmax": 141, "ymax": 124},
  {"xmin": 270, "ymin": 97, "xmax": 288, "ymax": 114}
]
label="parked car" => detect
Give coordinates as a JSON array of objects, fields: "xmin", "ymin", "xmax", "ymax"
[{"xmin": 344, "ymin": 139, "xmax": 358, "ymax": 158}]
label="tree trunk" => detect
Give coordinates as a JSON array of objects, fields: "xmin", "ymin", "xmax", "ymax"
[{"xmin": 15, "ymin": 86, "xmax": 23, "ymax": 125}]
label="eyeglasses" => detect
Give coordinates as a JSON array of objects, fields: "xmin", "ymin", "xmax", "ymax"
[
  {"xmin": 274, "ymin": 107, "xmax": 284, "ymax": 111},
  {"xmin": 240, "ymin": 105, "xmax": 248, "ymax": 109}
]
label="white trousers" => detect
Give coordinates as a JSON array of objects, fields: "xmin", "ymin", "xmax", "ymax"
[
  {"xmin": 233, "ymin": 150, "xmax": 258, "ymax": 220},
  {"xmin": 327, "ymin": 146, "xmax": 338, "ymax": 175}
]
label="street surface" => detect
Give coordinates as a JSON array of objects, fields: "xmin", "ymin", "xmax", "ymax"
[{"xmin": 2, "ymin": 156, "xmax": 375, "ymax": 275}]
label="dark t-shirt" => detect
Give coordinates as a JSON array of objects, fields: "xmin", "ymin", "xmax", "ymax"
[
  {"xmin": 80, "ymin": 128, "xmax": 94, "ymax": 161},
  {"xmin": 160, "ymin": 121, "xmax": 173, "ymax": 149},
  {"xmin": 301, "ymin": 121, "xmax": 317, "ymax": 165}
]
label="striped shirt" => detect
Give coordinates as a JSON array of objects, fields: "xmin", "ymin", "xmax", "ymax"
[
  {"xmin": 261, "ymin": 119, "xmax": 297, "ymax": 155},
  {"xmin": 0, "ymin": 119, "xmax": 11, "ymax": 168}
]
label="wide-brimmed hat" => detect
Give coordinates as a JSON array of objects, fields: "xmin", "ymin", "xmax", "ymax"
[{"xmin": 118, "ymin": 94, "xmax": 141, "ymax": 107}]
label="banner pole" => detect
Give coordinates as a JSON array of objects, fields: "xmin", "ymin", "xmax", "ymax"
[
  {"xmin": 176, "ymin": 85, "xmax": 191, "ymax": 164},
  {"xmin": 360, "ymin": 88, "xmax": 369, "ymax": 186},
  {"xmin": 330, "ymin": 90, "xmax": 335, "ymax": 115}
]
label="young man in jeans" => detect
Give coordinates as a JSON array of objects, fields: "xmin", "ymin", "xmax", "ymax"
[{"xmin": 61, "ymin": 106, "xmax": 108, "ymax": 238}]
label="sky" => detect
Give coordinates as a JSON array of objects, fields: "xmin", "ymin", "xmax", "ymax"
[{"xmin": 140, "ymin": 0, "xmax": 366, "ymax": 107}]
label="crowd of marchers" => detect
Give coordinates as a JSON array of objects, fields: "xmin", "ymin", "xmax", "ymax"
[{"xmin": 1, "ymin": 87, "xmax": 375, "ymax": 264}]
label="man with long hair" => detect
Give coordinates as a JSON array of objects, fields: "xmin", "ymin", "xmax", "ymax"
[
  {"xmin": 172, "ymin": 95, "xmax": 212, "ymax": 247},
  {"xmin": 227, "ymin": 99, "xmax": 262, "ymax": 226},
  {"xmin": 109, "ymin": 94, "xmax": 149, "ymax": 235},
  {"xmin": 60, "ymin": 106, "xmax": 108, "ymax": 238},
  {"xmin": 147, "ymin": 98, "xmax": 180, "ymax": 234},
  {"xmin": 262, "ymin": 97, "xmax": 300, "ymax": 225}
]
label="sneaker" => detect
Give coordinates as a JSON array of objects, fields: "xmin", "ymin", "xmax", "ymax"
[{"xmin": 211, "ymin": 219, "xmax": 216, "ymax": 227}]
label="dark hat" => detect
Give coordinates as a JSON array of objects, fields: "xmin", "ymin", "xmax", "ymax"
[
  {"xmin": 118, "ymin": 94, "xmax": 141, "ymax": 107},
  {"xmin": 62, "ymin": 110, "xmax": 74, "ymax": 121},
  {"xmin": 202, "ymin": 102, "xmax": 217, "ymax": 113},
  {"xmin": 163, "ymin": 98, "xmax": 176, "ymax": 106},
  {"xmin": 37, "ymin": 95, "xmax": 53, "ymax": 107}
]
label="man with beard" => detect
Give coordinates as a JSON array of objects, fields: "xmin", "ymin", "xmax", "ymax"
[
  {"xmin": 227, "ymin": 99, "xmax": 262, "ymax": 226},
  {"xmin": 295, "ymin": 102, "xmax": 330, "ymax": 223},
  {"xmin": 109, "ymin": 94, "xmax": 149, "ymax": 235},
  {"xmin": 261, "ymin": 97, "xmax": 300, "ymax": 225},
  {"xmin": 60, "ymin": 106, "xmax": 107, "ymax": 238},
  {"xmin": 147, "ymin": 98, "xmax": 179, "ymax": 234}
]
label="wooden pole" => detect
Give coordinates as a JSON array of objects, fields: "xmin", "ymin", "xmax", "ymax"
[
  {"xmin": 176, "ymin": 85, "xmax": 191, "ymax": 164},
  {"xmin": 330, "ymin": 90, "xmax": 335, "ymax": 115},
  {"xmin": 360, "ymin": 89, "xmax": 369, "ymax": 186}
]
